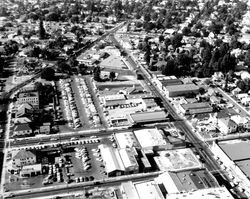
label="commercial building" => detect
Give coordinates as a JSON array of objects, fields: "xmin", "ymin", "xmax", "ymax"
[
  {"xmin": 134, "ymin": 128, "xmax": 168, "ymax": 150},
  {"xmin": 154, "ymin": 148, "xmax": 202, "ymax": 172},
  {"xmin": 99, "ymin": 144, "xmax": 125, "ymax": 177},
  {"xmin": 179, "ymin": 102, "xmax": 213, "ymax": 115},
  {"xmin": 211, "ymin": 140, "xmax": 250, "ymax": 197},
  {"xmin": 11, "ymin": 150, "xmax": 36, "ymax": 167},
  {"xmin": 119, "ymin": 148, "xmax": 139, "ymax": 174},
  {"xmin": 121, "ymin": 181, "xmax": 140, "ymax": 199},
  {"xmin": 166, "ymin": 187, "xmax": 234, "ymax": 199},
  {"xmin": 100, "ymin": 54, "xmax": 128, "ymax": 71},
  {"xmin": 134, "ymin": 180, "xmax": 165, "ymax": 199},
  {"xmin": 20, "ymin": 163, "xmax": 42, "ymax": 177},
  {"xmin": 154, "ymin": 76, "xmax": 183, "ymax": 91},
  {"xmin": 99, "ymin": 144, "xmax": 139, "ymax": 176},
  {"xmin": 100, "ymin": 94, "xmax": 126, "ymax": 107},
  {"xmin": 114, "ymin": 131, "xmax": 140, "ymax": 149},
  {"xmin": 155, "ymin": 169, "xmax": 219, "ymax": 195},
  {"xmin": 164, "ymin": 83, "xmax": 199, "ymax": 97},
  {"xmin": 128, "ymin": 110, "xmax": 169, "ymax": 125},
  {"xmin": 17, "ymin": 91, "xmax": 39, "ymax": 109}
]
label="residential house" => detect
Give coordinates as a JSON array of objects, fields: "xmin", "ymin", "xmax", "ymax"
[
  {"xmin": 212, "ymin": 72, "xmax": 224, "ymax": 82},
  {"xmin": 244, "ymin": 120, "xmax": 250, "ymax": 130},
  {"xmin": 17, "ymin": 91, "xmax": 39, "ymax": 109},
  {"xmin": 39, "ymin": 122, "xmax": 51, "ymax": 134},
  {"xmin": 13, "ymin": 123, "xmax": 33, "ymax": 137},
  {"xmin": 13, "ymin": 117, "xmax": 32, "ymax": 124},
  {"xmin": 241, "ymin": 97, "xmax": 250, "ymax": 106},
  {"xmin": 232, "ymin": 87, "xmax": 241, "ymax": 96},
  {"xmin": 210, "ymin": 96, "xmax": 220, "ymax": 104},
  {"xmin": 217, "ymin": 118, "xmax": 237, "ymax": 135},
  {"xmin": 12, "ymin": 150, "xmax": 36, "ymax": 167},
  {"xmin": 15, "ymin": 103, "xmax": 33, "ymax": 118}
]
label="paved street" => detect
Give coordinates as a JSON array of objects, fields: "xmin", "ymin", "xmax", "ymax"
[{"xmin": 111, "ymin": 34, "xmax": 247, "ymax": 198}]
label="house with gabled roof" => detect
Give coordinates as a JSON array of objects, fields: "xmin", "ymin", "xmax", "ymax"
[
  {"xmin": 13, "ymin": 123, "xmax": 33, "ymax": 137},
  {"xmin": 11, "ymin": 150, "xmax": 36, "ymax": 167},
  {"xmin": 217, "ymin": 117, "xmax": 237, "ymax": 135}
]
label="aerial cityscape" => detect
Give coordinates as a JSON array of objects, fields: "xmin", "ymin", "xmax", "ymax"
[{"xmin": 0, "ymin": 0, "xmax": 250, "ymax": 198}]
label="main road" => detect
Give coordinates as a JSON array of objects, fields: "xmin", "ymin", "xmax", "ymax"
[
  {"xmin": 5, "ymin": 171, "xmax": 161, "ymax": 199},
  {"xmin": 110, "ymin": 34, "xmax": 247, "ymax": 198}
]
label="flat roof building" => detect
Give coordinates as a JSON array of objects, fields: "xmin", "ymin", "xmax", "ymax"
[
  {"xmin": 134, "ymin": 128, "xmax": 168, "ymax": 150},
  {"xmin": 155, "ymin": 169, "xmax": 219, "ymax": 195},
  {"xmin": 121, "ymin": 181, "xmax": 140, "ymax": 199},
  {"xmin": 154, "ymin": 148, "xmax": 202, "ymax": 172},
  {"xmin": 119, "ymin": 148, "xmax": 139, "ymax": 174},
  {"xmin": 219, "ymin": 141, "xmax": 250, "ymax": 161},
  {"xmin": 134, "ymin": 180, "xmax": 165, "ymax": 199},
  {"xmin": 115, "ymin": 132, "xmax": 140, "ymax": 149},
  {"xmin": 180, "ymin": 102, "xmax": 213, "ymax": 115},
  {"xmin": 166, "ymin": 187, "xmax": 234, "ymax": 199},
  {"xmin": 164, "ymin": 84, "xmax": 199, "ymax": 97},
  {"xmin": 128, "ymin": 111, "xmax": 169, "ymax": 125}
]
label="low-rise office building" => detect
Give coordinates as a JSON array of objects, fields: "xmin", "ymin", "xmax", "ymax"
[
  {"xmin": 154, "ymin": 148, "xmax": 202, "ymax": 172},
  {"xmin": 133, "ymin": 128, "xmax": 168, "ymax": 150},
  {"xmin": 179, "ymin": 102, "xmax": 213, "ymax": 115},
  {"xmin": 128, "ymin": 110, "xmax": 169, "ymax": 126}
]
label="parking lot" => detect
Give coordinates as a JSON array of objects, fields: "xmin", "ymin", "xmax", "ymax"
[
  {"xmin": 56, "ymin": 75, "xmax": 108, "ymax": 134},
  {"xmin": 5, "ymin": 136, "xmax": 114, "ymax": 191}
]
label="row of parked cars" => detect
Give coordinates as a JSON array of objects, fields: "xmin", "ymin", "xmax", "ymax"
[
  {"xmin": 75, "ymin": 147, "xmax": 91, "ymax": 171},
  {"xmin": 75, "ymin": 76, "xmax": 101, "ymax": 126},
  {"xmin": 59, "ymin": 79, "xmax": 82, "ymax": 129}
]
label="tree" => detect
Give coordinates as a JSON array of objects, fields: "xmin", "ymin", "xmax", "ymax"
[
  {"xmin": 245, "ymin": 50, "xmax": 250, "ymax": 67},
  {"xmin": 162, "ymin": 59, "xmax": 176, "ymax": 76},
  {"xmin": 144, "ymin": 50, "xmax": 151, "ymax": 64},
  {"xmin": 39, "ymin": 19, "xmax": 46, "ymax": 39},
  {"xmin": 171, "ymin": 33, "xmax": 183, "ymax": 49},
  {"xmin": 93, "ymin": 66, "xmax": 101, "ymax": 81},
  {"xmin": 237, "ymin": 80, "xmax": 246, "ymax": 91},
  {"xmin": 220, "ymin": 53, "xmax": 236, "ymax": 73},
  {"xmin": 182, "ymin": 27, "xmax": 191, "ymax": 36},
  {"xmin": 143, "ymin": 13, "xmax": 151, "ymax": 22},
  {"xmin": 109, "ymin": 71, "xmax": 116, "ymax": 81},
  {"xmin": 208, "ymin": 22, "xmax": 223, "ymax": 34},
  {"xmin": 202, "ymin": 47, "xmax": 212, "ymax": 63},
  {"xmin": 58, "ymin": 61, "xmax": 71, "ymax": 74},
  {"xmin": 41, "ymin": 68, "xmax": 55, "ymax": 81}
]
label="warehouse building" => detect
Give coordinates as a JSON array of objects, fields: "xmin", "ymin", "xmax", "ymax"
[
  {"xmin": 179, "ymin": 102, "xmax": 213, "ymax": 115},
  {"xmin": 128, "ymin": 110, "xmax": 169, "ymax": 126},
  {"xmin": 155, "ymin": 169, "xmax": 219, "ymax": 195},
  {"xmin": 164, "ymin": 84, "xmax": 199, "ymax": 97},
  {"xmin": 133, "ymin": 128, "xmax": 169, "ymax": 150},
  {"xmin": 98, "ymin": 144, "xmax": 139, "ymax": 177}
]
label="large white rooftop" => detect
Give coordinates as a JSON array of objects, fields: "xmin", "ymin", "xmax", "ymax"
[
  {"xmin": 154, "ymin": 148, "xmax": 202, "ymax": 171},
  {"xmin": 115, "ymin": 132, "xmax": 140, "ymax": 149},
  {"xmin": 167, "ymin": 187, "xmax": 234, "ymax": 199},
  {"xmin": 134, "ymin": 180, "xmax": 165, "ymax": 199},
  {"xmin": 134, "ymin": 128, "xmax": 167, "ymax": 148}
]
